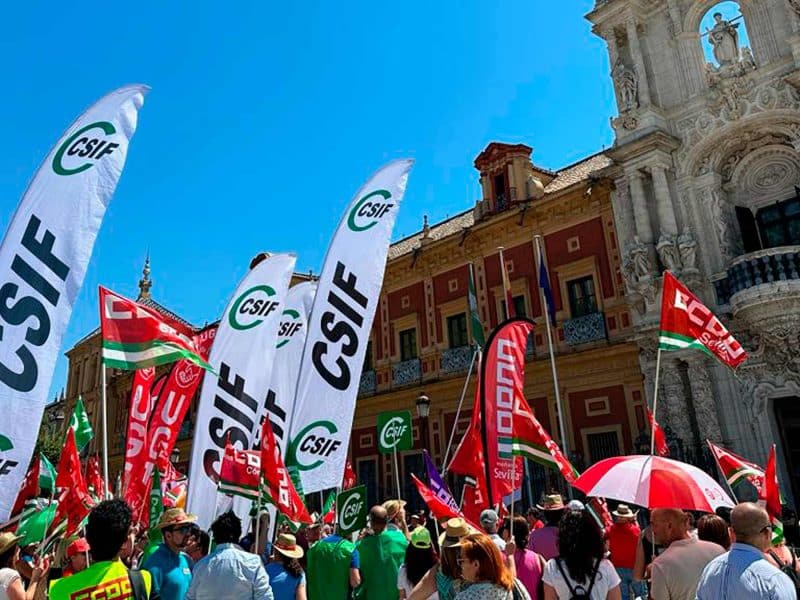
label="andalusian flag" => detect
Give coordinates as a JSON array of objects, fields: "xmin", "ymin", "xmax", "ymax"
[
  {"xmin": 658, "ymin": 272, "xmax": 747, "ymax": 369},
  {"xmin": 707, "ymin": 441, "xmax": 764, "ymax": 494},
  {"xmin": 498, "ymin": 248, "xmax": 515, "ymax": 318},
  {"xmin": 467, "ymin": 264, "xmax": 485, "ymax": 347},
  {"xmin": 99, "ymin": 286, "xmax": 214, "ymax": 372},
  {"xmin": 39, "ymin": 454, "xmax": 56, "ymax": 493},
  {"xmin": 148, "ymin": 468, "xmax": 164, "ymax": 543},
  {"xmin": 69, "ymin": 396, "xmax": 94, "ymax": 452},
  {"xmin": 765, "ymin": 445, "xmax": 784, "ymax": 544}
]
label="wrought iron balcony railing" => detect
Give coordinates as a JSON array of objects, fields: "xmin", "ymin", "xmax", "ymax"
[
  {"xmin": 359, "ymin": 370, "xmax": 376, "ymax": 396},
  {"xmin": 393, "ymin": 358, "xmax": 421, "ymax": 387},
  {"xmin": 563, "ymin": 312, "xmax": 607, "ymax": 346},
  {"xmin": 440, "ymin": 346, "xmax": 474, "ymax": 375}
]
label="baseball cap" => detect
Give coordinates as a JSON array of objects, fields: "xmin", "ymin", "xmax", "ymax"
[
  {"xmin": 410, "ymin": 527, "xmax": 432, "ymax": 549},
  {"xmin": 67, "ymin": 538, "xmax": 90, "ymax": 558},
  {"xmin": 567, "ymin": 500, "xmax": 585, "ymax": 512},
  {"xmin": 480, "ymin": 509, "xmax": 499, "ymax": 526}
]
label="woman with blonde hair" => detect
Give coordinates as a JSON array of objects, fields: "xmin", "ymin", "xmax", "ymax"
[{"xmin": 454, "ymin": 533, "xmax": 527, "ymax": 599}]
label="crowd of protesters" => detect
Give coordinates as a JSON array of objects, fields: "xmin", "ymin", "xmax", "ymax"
[{"xmin": 0, "ymin": 493, "xmax": 798, "ymax": 600}]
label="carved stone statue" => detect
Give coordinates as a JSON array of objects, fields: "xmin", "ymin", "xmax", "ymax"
[
  {"xmin": 612, "ymin": 60, "xmax": 639, "ymax": 111},
  {"xmin": 657, "ymin": 232, "xmax": 681, "ymax": 273},
  {"xmin": 741, "ymin": 47, "xmax": 757, "ymax": 71},
  {"xmin": 677, "ymin": 228, "xmax": 698, "ymax": 272},
  {"xmin": 630, "ymin": 236, "xmax": 652, "ymax": 278},
  {"xmin": 707, "ymin": 13, "xmax": 741, "ymax": 67}
]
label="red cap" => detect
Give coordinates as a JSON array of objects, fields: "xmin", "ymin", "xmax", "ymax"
[{"xmin": 67, "ymin": 538, "xmax": 90, "ymax": 558}]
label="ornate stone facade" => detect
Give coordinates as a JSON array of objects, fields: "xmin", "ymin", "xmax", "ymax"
[{"xmin": 588, "ymin": 0, "xmax": 800, "ymax": 505}]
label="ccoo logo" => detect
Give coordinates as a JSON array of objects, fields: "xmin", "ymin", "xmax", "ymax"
[
  {"xmin": 339, "ymin": 493, "xmax": 364, "ymax": 531},
  {"xmin": 52, "ymin": 121, "xmax": 120, "ymax": 176},
  {"xmin": 276, "ymin": 309, "xmax": 302, "ymax": 349},
  {"xmin": 229, "ymin": 285, "xmax": 279, "ymax": 331},
  {"xmin": 347, "ymin": 189, "xmax": 394, "ymax": 232},
  {"xmin": 379, "ymin": 416, "xmax": 408, "ymax": 450},
  {"xmin": 287, "ymin": 420, "xmax": 342, "ymax": 471}
]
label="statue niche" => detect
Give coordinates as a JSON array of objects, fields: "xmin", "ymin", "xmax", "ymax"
[{"xmin": 702, "ymin": 7, "xmax": 756, "ymax": 80}]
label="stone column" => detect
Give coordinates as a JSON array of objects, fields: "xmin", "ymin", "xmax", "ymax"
[
  {"xmin": 650, "ymin": 164, "xmax": 678, "ymax": 236},
  {"xmin": 625, "ymin": 18, "xmax": 651, "ymax": 106},
  {"xmin": 628, "ymin": 170, "xmax": 654, "ymax": 244},
  {"xmin": 685, "ymin": 357, "xmax": 723, "ymax": 443},
  {"xmin": 659, "ymin": 359, "xmax": 695, "ymax": 450}
]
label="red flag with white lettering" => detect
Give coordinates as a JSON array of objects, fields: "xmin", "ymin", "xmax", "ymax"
[
  {"xmin": 260, "ymin": 418, "xmax": 312, "ymax": 524},
  {"xmin": 658, "ymin": 272, "xmax": 747, "ymax": 369},
  {"xmin": 86, "ymin": 455, "xmax": 106, "ymax": 500},
  {"xmin": 647, "ymin": 407, "xmax": 669, "ymax": 457},
  {"xmin": 123, "ymin": 367, "xmax": 156, "ymax": 491},
  {"xmin": 51, "ymin": 430, "xmax": 95, "ymax": 537},
  {"xmin": 342, "ymin": 459, "xmax": 357, "ymax": 490},
  {"xmin": 11, "ymin": 457, "xmax": 39, "ymax": 515},
  {"xmin": 411, "ymin": 474, "xmax": 461, "ymax": 523}
]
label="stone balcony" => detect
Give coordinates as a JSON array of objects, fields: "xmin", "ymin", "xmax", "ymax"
[
  {"xmin": 440, "ymin": 345, "xmax": 474, "ymax": 375},
  {"xmin": 393, "ymin": 358, "xmax": 422, "ymax": 387},
  {"xmin": 712, "ymin": 246, "xmax": 800, "ymax": 340},
  {"xmin": 563, "ymin": 312, "xmax": 607, "ymax": 346}
]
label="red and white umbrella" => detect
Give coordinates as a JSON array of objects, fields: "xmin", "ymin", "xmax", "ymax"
[{"xmin": 573, "ymin": 455, "xmax": 734, "ymax": 513}]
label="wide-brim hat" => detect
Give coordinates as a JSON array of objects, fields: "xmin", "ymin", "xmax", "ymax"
[
  {"xmin": 438, "ymin": 517, "xmax": 476, "ymax": 548},
  {"xmin": 537, "ymin": 494, "xmax": 566, "ymax": 511},
  {"xmin": 274, "ymin": 533, "xmax": 304, "ymax": 559},
  {"xmin": 0, "ymin": 532, "xmax": 21, "ymax": 555},
  {"xmin": 612, "ymin": 504, "xmax": 639, "ymax": 519},
  {"xmin": 382, "ymin": 499, "xmax": 406, "ymax": 520},
  {"xmin": 157, "ymin": 508, "xmax": 198, "ymax": 530}
]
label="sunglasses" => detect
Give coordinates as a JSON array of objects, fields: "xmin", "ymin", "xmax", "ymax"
[{"xmin": 760, "ymin": 524, "xmax": 773, "ymax": 533}]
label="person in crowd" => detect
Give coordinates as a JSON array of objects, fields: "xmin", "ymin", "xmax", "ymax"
[
  {"xmin": 697, "ymin": 502, "xmax": 796, "ymax": 598},
  {"xmin": 765, "ymin": 537, "xmax": 800, "ymax": 578},
  {"xmin": 384, "ymin": 500, "xmax": 412, "ymax": 540},
  {"xmin": 510, "ymin": 516, "xmax": 545, "ymax": 599},
  {"xmin": 50, "ymin": 499, "xmax": 153, "ymax": 600},
  {"xmin": 696, "ymin": 514, "xmax": 731, "ymax": 551},
  {"xmin": 454, "ymin": 533, "xmax": 521, "ymax": 599},
  {"xmin": 408, "ymin": 517, "xmax": 474, "ymax": 600},
  {"xmin": 266, "ymin": 533, "xmax": 306, "ymax": 600},
  {"xmin": 481, "ymin": 509, "xmax": 506, "ymax": 552},
  {"xmin": 357, "ymin": 505, "xmax": 409, "ymax": 599},
  {"xmin": 648, "ymin": 508, "xmax": 724, "ymax": 600},
  {"xmin": 526, "ymin": 508, "xmax": 544, "ymax": 533},
  {"xmin": 185, "ymin": 528, "xmax": 210, "ymax": 564},
  {"xmin": 62, "ymin": 539, "xmax": 90, "ymax": 577},
  {"xmin": 305, "ymin": 519, "xmax": 360, "ymax": 599},
  {"xmin": 0, "ymin": 532, "xmax": 49, "ymax": 600},
  {"xmin": 632, "ymin": 512, "xmax": 664, "ymax": 586},
  {"xmin": 186, "ymin": 510, "xmax": 273, "ymax": 600},
  {"xmin": 530, "ymin": 495, "xmax": 566, "ymax": 560},
  {"xmin": 409, "ymin": 514, "xmax": 421, "ymax": 532},
  {"xmin": 398, "ymin": 527, "xmax": 439, "ymax": 599},
  {"xmin": 566, "ymin": 500, "xmax": 585, "ymax": 513},
  {"xmin": 542, "ymin": 510, "xmax": 620, "ymax": 600},
  {"xmin": 304, "ymin": 522, "xmax": 322, "ymax": 549},
  {"xmin": 607, "ymin": 504, "xmax": 644, "ymax": 600},
  {"xmin": 142, "ymin": 507, "xmax": 196, "ymax": 600}
]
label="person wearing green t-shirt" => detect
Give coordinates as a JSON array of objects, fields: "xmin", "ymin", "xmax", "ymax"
[
  {"xmin": 355, "ymin": 505, "xmax": 409, "ymax": 600},
  {"xmin": 306, "ymin": 530, "xmax": 360, "ymax": 599},
  {"xmin": 49, "ymin": 499, "xmax": 155, "ymax": 600}
]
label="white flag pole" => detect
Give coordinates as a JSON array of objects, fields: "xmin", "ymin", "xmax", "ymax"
[
  {"xmin": 650, "ymin": 348, "xmax": 663, "ymax": 456},
  {"xmin": 534, "ymin": 235, "xmax": 571, "ymax": 498},
  {"xmin": 393, "ymin": 446, "xmax": 402, "ymax": 500},
  {"xmin": 101, "ymin": 363, "xmax": 110, "ymax": 499},
  {"xmin": 441, "ymin": 348, "xmax": 479, "ymax": 473}
]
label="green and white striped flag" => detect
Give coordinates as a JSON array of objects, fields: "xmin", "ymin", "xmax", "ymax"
[
  {"xmin": 69, "ymin": 397, "xmax": 94, "ymax": 452},
  {"xmin": 39, "ymin": 454, "xmax": 56, "ymax": 493}
]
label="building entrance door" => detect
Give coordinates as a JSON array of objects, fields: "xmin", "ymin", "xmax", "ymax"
[{"xmin": 774, "ymin": 397, "xmax": 800, "ymax": 507}]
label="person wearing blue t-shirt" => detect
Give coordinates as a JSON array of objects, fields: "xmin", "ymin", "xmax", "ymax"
[
  {"xmin": 142, "ymin": 508, "xmax": 196, "ymax": 600},
  {"xmin": 265, "ymin": 533, "xmax": 307, "ymax": 600}
]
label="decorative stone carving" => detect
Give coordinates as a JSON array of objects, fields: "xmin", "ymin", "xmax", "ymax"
[
  {"xmin": 612, "ymin": 60, "xmax": 639, "ymax": 112},
  {"xmin": 787, "ymin": 0, "xmax": 800, "ymax": 18},
  {"xmin": 660, "ymin": 364, "xmax": 694, "ymax": 446},
  {"xmin": 677, "ymin": 228, "xmax": 698, "ymax": 274},
  {"xmin": 656, "ymin": 232, "xmax": 681, "ymax": 272},
  {"xmin": 741, "ymin": 47, "xmax": 757, "ymax": 71},
  {"xmin": 630, "ymin": 236, "xmax": 652, "ymax": 278},
  {"xmin": 686, "ymin": 358, "xmax": 723, "ymax": 443}
]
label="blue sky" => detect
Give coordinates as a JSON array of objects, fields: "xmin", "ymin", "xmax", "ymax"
[{"xmin": 0, "ymin": 1, "xmax": 615, "ymax": 401}]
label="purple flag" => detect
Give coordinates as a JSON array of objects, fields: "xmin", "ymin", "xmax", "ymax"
[{"xmin": 424, "ymin": 450, "xmax": 459, "ymax": 512}]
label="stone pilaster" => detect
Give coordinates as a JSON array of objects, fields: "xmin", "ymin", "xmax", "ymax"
[
  {"xmin": 685, "ymin": 357, "xmax": 724, "ymax": 443},
  {"xmin": 628, "ymin": 170, "xmax": 654, "ymax": 244},
  {"xmin": 650, "ymin": 164, "xmax": 678, "ymax": 236},
  {"xmin": 659, "ymin": 358, "xmax": 695, "ymax": 448},
  {"xmin": 625, "ymin": 18, "xmax": 651, "ymax": 106}
]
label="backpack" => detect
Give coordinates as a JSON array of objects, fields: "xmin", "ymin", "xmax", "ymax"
[
  {"xmin": 555, "ymin": 557, "xmax": 600, "ymax": 600},
  {"xmin": 767, "ymin": 548, "xmax": 800, "ymax": 594}
]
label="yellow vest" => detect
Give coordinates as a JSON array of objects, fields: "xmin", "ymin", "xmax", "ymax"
[{"xmin": 49, "ymin": 559, "xmax": 152, "ymax": 600}]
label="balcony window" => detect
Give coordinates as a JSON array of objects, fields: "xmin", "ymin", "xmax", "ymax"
[
  {"xmin": 494, "ymin": 173, "xmax": 508, "ymax": 211},
  {"xmin": 567, "ymin": 276, "xmax": 598, "ymax": 318},
  {"xmin": 757, "ymin": 197, "xmax": 800, "ymax": 249},
  {"xmin": 363, "ymin": 340, "xmax": 373, "ymax": 372},
  {"xmin": 500, "ymin": 295, "xmax": 527, "ymax": 320},
  {"xmin": 399, "ymin": 328, "xmax": 417, "ymax": 362},
  {"xmin": 446, "ymin": 314, "xmax": 469, "ymax": 349}
]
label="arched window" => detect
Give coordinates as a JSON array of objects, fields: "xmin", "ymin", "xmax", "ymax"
[{"xmin": 700, "ymin": 2, "xmax": 755, "ymax": 72}]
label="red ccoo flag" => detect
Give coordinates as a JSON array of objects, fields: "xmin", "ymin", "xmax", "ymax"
[
  {"xmin": 260, "ymin": 417, "xmax": 312, "ymax": 524},
  {"xmin": 51, "ymin": 429, "xmax": 95, "ymax": 537},
  {"xmin": 647, "ymin": 407, "xmax": 669, "ymax": 457},
  {"xmin": 11, "ymin": 457, "xmax": 40, "ymax": 515}
]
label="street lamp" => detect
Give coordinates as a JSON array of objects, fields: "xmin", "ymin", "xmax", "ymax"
[{"xmin": 416, "ymin": 392, "xmax": 432, "ymax": 453}]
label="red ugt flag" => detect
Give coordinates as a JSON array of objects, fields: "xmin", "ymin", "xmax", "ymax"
[
  {"xmin": 658, "ymin": 272, "xmax": 747, "ymax": 369},
  {"xmin": 52, "ymin": 430, "xmax": 95, "ymax": 537},
  {"xmin": 260, "ymin": 418, "xmax": 312, "ymax": 524},
  {"xmin": 647, "ymin": 407, "xmax": 669, "ymax": 457}
]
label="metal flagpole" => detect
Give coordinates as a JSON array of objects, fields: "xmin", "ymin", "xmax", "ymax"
[
  {"xmin": 650, "ymin": 348, "xmax": 663, "ymax": 456},
  {"xmin": 510, "ymin": 457, "xmax": 516, "ymax": 539},
  {"xmin": 534, "ymin": 235, "xmax": 571, "ymax": 499},
  {"xmin": 442, "ymin": 348, "xmax": 479, "ymax": 473},
  {"xmin": 393, "ymin": 446, "xmax": 402, "ymax": 499},
  {"xmin": 101, "ymin": 363, "xmax": 110, "ymax": 499}
]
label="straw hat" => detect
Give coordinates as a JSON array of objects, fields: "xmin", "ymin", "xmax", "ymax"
[
  {"xmin": 0, "ymin": 532, "xmax": 21, "ymax": 555},
  {"xmin": 612, "ymin": 504, "xmax": 639, "ymax": 519},
  {"xmin": 157, "ymin": 508, "xmax": 198, "ymax": 530},
  {"xmin": 537, "ymin": 494, "xmax": 566, "ymax": 511},
  {"xmin": 382, "ymin": 499, "xmax": 406, "ymax": 521},
  {"xmin": 438, "ymin": 517, "xmax": 474, "ymax": 548},
  {"xmin": 274, "ymin": 533, "xmax": 304, "ymax": 559}
]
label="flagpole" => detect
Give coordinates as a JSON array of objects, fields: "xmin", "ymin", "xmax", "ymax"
[
  {"xmin": 533, "ymin": 236, "xmax": 571, "ymax": 497},
  {"xmin": 650, "ymin": 348, "xmax": 663, "ymax": 456},
  {"xmin": 442, "ymin": 348, "xmax": 479, "ymax": 473},
  {"xmin": 393, "ymin": 446, "xmax": 402, "ymax": 500},
  {"xmin": 101, "ymin": 363, "xmax": 110, "ymax": 499},
  {"xmin": 707, "ymin": 440, "xmax": 739, "ymax": 502}
]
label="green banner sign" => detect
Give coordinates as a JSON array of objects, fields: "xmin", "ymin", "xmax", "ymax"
[
  {"xmin": 377, "ymin": 410, "xmax": 413, "ymax": 454},
  {"xmin": 336, "ymin": 485, "xmax": 367, "ymax": 536}
]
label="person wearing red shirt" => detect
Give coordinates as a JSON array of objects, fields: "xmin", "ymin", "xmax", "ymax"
[{"xmin": 608, "ymin": 504, "xmax": 645, "ymax": 600}]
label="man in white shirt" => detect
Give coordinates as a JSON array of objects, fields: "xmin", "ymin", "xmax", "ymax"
[
  {"xmin": 649, "ymin": 508, "xmax": 725, "ymax": 600},
  {"xmin": 480, "ymin": 509, "xmax": 506, "ymax": 551}
]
